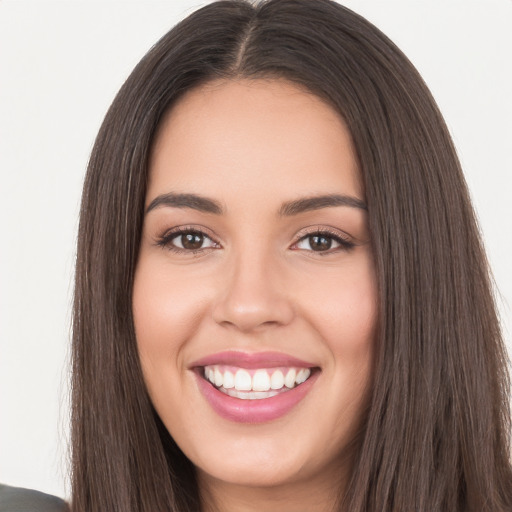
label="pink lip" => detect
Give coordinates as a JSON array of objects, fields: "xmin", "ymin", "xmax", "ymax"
[
  {"xmin": 190, "ymin": 350, "xmax": 316, "ymax": 369},
  {"xmin": 190, "ymin": 351, "xmax": 320, "ymax": 423}
]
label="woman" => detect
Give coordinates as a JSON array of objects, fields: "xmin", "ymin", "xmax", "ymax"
[{"xmin": 71, "ymin": 0, "xmax": 512, "ymax": 510}]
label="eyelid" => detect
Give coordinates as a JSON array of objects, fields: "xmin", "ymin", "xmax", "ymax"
[
  {"xmin": 290, "ymin": 225, "xmax": 356, "ymax": 253},
  {"xmin": 155, "ymin": 225, "xmax": 222, "ymax": 254},
  {"xmin": 154, "ymin": 224, "xmax": 360, "ymax": 256}
]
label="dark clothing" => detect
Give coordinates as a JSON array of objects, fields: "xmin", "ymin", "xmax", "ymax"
[{"xmin": 0, "ymin": 484, "xmax": 67, "ymax": 512}]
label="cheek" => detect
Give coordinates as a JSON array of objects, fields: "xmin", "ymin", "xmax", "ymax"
[
  {"xmin": 329, "ymin": 280, "xmax": 376, "ymax": 358},
  {"xmin": 300, "ymin": 254, "xmax": 377, "ymax": 354},
  {"xmin": 132, "ymin": 259, "xmax": 209, "ymax": 380},
  {"xmin": 298, "ymin": 254, "xmax": 377, "ymax": 414}
]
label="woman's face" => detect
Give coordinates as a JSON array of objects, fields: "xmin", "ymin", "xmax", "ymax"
[{"xmin": 133, "ymin": 79, "xmax": 377, "ymax": 496}]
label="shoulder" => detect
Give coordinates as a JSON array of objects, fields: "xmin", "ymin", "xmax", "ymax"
[{"xmin": 0, "ymin": 484, "xmax": 68, "ymax": 512}]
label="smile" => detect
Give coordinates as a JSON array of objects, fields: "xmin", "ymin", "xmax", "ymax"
[
  {"xmin": 203, "ymin": 365, "xmax": 312, "ymax": 399},
  {"xmin": 192, "ymin": 351, "xmax": 320, "ymax": 423}
]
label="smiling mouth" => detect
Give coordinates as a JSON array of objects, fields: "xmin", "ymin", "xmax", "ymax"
[
  {"xmin": 192, "ymin": 352, "xmax": 320, "ymax": 422},
  {"xmin": 201, "ymin": 365, "xmax": 316, "ymax": 400}
]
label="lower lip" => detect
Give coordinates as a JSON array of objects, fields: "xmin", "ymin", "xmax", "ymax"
[{"xmin": 195, "ymin": 370, "xmax": 319, "ymax": 423}]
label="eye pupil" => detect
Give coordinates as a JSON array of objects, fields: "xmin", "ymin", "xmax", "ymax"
[
  {"xmin": 310, "ymin": 235, "xmax": 332, "ymax": 251},
  {"xmin": 182, "ymin": 232, "xmax": 203, "ymax": 250}
]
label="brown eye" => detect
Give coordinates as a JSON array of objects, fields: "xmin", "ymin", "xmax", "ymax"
[
  {"xmin": 163, "ymin": 229, "xmax": 218, "ymax": 252},
  {"xmin": 308, "ymin": 235, "xmax": 332, "ymax": 251},
  {"xmin": 180, "ymin": 232, "xmax": 204, "ymax": 250},
  {"xmin": 294, "ymin": 230, "xmax": 355, "ymax": 253}
]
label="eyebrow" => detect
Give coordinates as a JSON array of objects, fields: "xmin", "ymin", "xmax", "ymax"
[
  {"xmin": 279, "ymin": 194, "xmax": 367, "ymax": 215},
  {"xmin": 145, "ymin": 192, "xmax": 367, "ymax": 215},
  {"xmin": 146, "ymin": 193, "xmax": 223, "ymax": 214}
]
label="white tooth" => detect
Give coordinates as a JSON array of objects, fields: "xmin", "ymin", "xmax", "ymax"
[
  {"xmin": 207, "ymin": 368, "xmax": 215, "ymax": 384},
  {"xmin": 270, "ymin": 370, "xmax": 285, "ymax": 390},
  {"xmin": 284, "ymin": 368, "xmax": 297, "ymax": 388},
  {"xmin": 214, "ymin": 367, "xmax": 223, "ymax": 387},
  {"xmin": 234, "ymin": 369, "xmax": 252, "ymax": 391},
  {"xmin": 224, "ymin": 389, "xmax": 280, "ymax": 400},
  {"xmin": 252, "ymin": 370, "xmax": 271, "ymax": 391},
  {"xmin": 295, "ymin": 368, "xmax": 311, "ymax": 385},
  {"xmin": 223, "ymin": 370, "xmax": 235, "ymax": 389}
]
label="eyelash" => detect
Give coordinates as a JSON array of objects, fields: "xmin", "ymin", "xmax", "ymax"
[
  {"xmin": 156, "ymin": 226, "xmax": 219, "ymax": 255},
  {"xmin": 155, "ymin": 226, "xmax": 355, "ymax": 256},
  {"xmin": 292, "ymin": 228, "xmax": 355, "ymax": 255}
]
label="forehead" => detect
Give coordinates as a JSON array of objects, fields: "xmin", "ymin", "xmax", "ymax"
[{"xmin": 148, "ymin": 78, "xmax": 363, "ymax": 208}]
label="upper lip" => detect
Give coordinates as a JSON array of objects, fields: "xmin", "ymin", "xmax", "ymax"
[{"xmin": 189, "ymin": 350, "xmax": 317, "ymax": 369}]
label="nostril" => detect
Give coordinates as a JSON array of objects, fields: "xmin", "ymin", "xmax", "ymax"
[
  {"xmin": 211, "ymin": 263, "xmax": 295, "ymax": 331},
  {"xmin": 212, "ymin": 300, "xmax": 295, "ymax": 332}
]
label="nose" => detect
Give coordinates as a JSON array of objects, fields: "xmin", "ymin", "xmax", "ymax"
[{"xmin": 212, "ymin": 251, "xmax": 295, "ymax": 332}]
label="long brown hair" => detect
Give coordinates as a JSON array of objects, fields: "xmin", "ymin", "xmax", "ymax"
[{"xmin": 71, "ymin": 1, "xmax": 512, "ymax": 510}]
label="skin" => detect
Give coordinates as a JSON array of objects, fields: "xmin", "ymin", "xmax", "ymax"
[{"xmin": 133, "ymin": 79, "xmax": 377, "ymax": 512}]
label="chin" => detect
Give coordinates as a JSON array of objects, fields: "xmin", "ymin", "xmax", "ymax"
[{"xmin": 196, "ymin": 452, "xmax": 313, "ymax": 489}]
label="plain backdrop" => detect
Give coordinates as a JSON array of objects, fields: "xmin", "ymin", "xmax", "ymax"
[{"xmin": 1, "ymin": 0, "xmax": 511, "ymax": 501}]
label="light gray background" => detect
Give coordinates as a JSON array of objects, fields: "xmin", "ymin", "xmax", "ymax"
[{"xmin": 1, "ymin": 0, "xmax": 511, "ymax": 501}]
